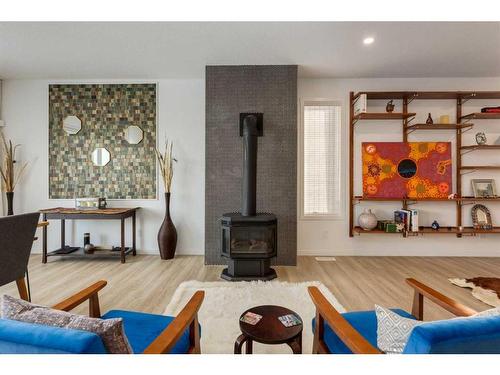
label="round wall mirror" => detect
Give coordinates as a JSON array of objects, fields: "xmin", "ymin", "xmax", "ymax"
[
  {"xmin": 63, "ymin": 115, "xmax": 82, "ymax": 135},
  {"xmin": 91, "ymin": 148, "xmax": 111, "ymax": 167},
  {"xmin": 124, "ymin": 125, "xmax": 144, "ymax": 144}
]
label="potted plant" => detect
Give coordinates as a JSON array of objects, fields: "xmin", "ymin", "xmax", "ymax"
[
  {"xmin": 155, "ymin": 140, "xmax": 177, "ymax": 259},
  {"xmin": 0, "ymin": 132, "xmax": 28, "ymax": 215}
]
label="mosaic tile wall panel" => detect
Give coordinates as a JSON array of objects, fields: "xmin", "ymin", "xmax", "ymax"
[{"xmin": 49, "ymin": 84, "xmax": 157, "ymax": 199}]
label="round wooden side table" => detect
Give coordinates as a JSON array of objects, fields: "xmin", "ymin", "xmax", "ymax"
[{"xmin": 234, "ymin": 305, "xmax": 303, "ymax": 354}]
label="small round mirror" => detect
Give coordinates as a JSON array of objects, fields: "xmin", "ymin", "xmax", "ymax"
[
  {"xmin": 63, "ymin": 115, "xmax": 82, "ymax": 135},
  {"xmin": 91, "ymin": 148, "xmax": 111, "ymax": 166},
  {"xmin": 124, "ymin": 125, "xmax": 144, "ymax": 144}
]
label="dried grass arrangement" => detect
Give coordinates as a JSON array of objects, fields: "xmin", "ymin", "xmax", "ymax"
[
  {"xmin": 0, "ymin": 131, "xmax": 28, "ymax": 193},
  {"xmin": 155, "ymin": 140, "xmax": 177, "ymax": 193}
]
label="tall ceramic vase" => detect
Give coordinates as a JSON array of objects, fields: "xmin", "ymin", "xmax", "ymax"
[
  {"xmin": 158, "ymin": 192, "xmax": 177, "ymax": 260},
  {"xmin": 6, "ymin": 191, "xmax": 14, "ymax": 216}
]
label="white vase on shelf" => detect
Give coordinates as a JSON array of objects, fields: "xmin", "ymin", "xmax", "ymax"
[{"xmin": 358, "ymin": 209, "xmax": 378, "ymax": 231}]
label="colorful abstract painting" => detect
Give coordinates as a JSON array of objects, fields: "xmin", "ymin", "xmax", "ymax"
[{"xmin": 362, "ymin": 142, "xmax": 452, "ymax": 198}]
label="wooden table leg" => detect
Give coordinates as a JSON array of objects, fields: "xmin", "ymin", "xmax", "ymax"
[
  {"xmin": 121, "ymin": 218, "xmax": 126, "ymax": 263},
  {"xmin": 60, "ymin": 219, "xmax": 66, "ymax": 250},
  {"xmin": 288, "ymin": 334, "xmax": 302, "ymax": 354},
  {"xmin": 42, "ymin": 213, "xmax": 48, "ymax": 264},
  {"xmin": 132, "ymin": 212, "xmax": 136, "ymax": 256},
  {"xmin": 234, "ymin": 334, "xmax": 248, "ymax": 354},
  {"xmin": 246, "ymin": 338, "xmax": 253, "ymax": 354}
]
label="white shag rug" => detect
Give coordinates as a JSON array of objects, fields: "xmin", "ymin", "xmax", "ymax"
[{"xmin": 164, "ymin": 280, "xmax": 345, "ymax": 354}]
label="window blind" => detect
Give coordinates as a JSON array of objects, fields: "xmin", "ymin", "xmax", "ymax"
[{"xmin": 303, "ymin": 103, "xmax": 341, "ymax": 216}]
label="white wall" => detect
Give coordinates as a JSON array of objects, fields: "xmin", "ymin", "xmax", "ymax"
[
  {"xmin": 2, "ymin": 79, "xmax": 205, "ymax": 255},
  {"xmin": 4, "ymin": 76, "xmax": 500, "ymax": 258},
  {"xmin": 298, "ymin": 77, "xmax": 500, "ymax": 256}
]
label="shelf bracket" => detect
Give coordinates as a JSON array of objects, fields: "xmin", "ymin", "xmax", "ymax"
[
  {"xmin": 407, "ymin": 95, "xmax": 416, "ymax": 104},
  {"xmin": 460, "ymin": 93, "xmax": 477, "ymax": 104},
  {"xmin": 460, "ymin": 148, "xmax": 476, "ymax": 156},
  {"xmin": 461, "ymin": 124, "xmax": 474, "ymax": 133},
  {"xmin": 460, "ymin": 169, "xmax": 477, "ymax": 175},
  {"xmin": 406, "ymin": 115, "xmax": 416, "ymax": 124}
]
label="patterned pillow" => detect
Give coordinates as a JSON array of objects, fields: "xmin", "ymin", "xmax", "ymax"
[
  {"xmin": 375, "ymin": 305, "xmax": 423, "ymax": 354},
  {"xmin": 1, "ymin": 294, "xmax": 132, "ymax": 354}
]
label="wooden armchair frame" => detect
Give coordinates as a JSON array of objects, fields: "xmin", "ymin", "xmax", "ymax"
[
  {"xmin": 40, "ymin": 280, "xmax": 204, "ymax": 354},
  {"xmin": 308, "ymin": 278, "xmax": 478, "ymax": 354}
]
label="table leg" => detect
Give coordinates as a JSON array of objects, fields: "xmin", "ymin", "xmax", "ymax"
[
  {"xmin": 132, "ymin": 212, "xmax": 136, "ymax": 256},
  {"xmin": 246, "ymin": 339, "xmax": 253, "ymax": 354},
  {"xmin": 42, "ymin": 214, "xmax": 48, "ymax": 264},
  {"xmin": 60, "ymin": 219, "xmax": 66, "ymax": 250},
  {"xmin": 288, "ymin": 334, "xmax": 302, "ymax": 354},
  {"xmin": 121, "ymin": 218, "xmax": 125, "ymax": 263},
  {"xmin": 234, "ymin": 334, "xmax": 248, "ymax": 354}
]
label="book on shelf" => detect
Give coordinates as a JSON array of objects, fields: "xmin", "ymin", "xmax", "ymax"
[
  {"xmin": 394, "ymin": 209, "xmax": 419, "ymax": 232},
  {"xmin": 354, "ymin": 94, "xmax": 367, "ymax": 115}
]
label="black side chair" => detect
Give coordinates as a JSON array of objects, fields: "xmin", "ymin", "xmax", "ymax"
[{"xmin": 0, "ymin": 212, "xmax": 40, "ymax": 301}]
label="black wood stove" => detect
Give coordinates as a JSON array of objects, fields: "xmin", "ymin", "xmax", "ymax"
[{"xmin": 220, "ymin": 113, "xmax": 277, "ymax": 281}]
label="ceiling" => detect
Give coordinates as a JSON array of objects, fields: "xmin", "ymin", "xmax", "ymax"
[{"xmin": 1, "ymin": 22, "xmax": 499, "ymax": 79}]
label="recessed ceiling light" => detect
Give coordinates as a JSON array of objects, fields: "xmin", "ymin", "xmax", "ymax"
[{"xmin": 363, "ymin": 37, "xmax": 375, "ymax": 45}]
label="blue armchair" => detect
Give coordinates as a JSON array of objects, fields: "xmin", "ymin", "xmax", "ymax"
[
  {"xmin": 0, "ymin": 280, "xmax": 204, "ymax": 354},
  {"xmin": 309, "ymin": 278, "xmax": 500, "ymax": 354}
]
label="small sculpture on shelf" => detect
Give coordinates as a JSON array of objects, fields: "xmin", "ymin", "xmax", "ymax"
[
  {"xmin": 431, "ymin": 220, "xmax": 440, "ymax": 230},
  {"xmin": 358, "ymin": 209, "xmax": 378, "ymax": 231},
  {"xmin": 385, "ymin": 100, "xmax": 395, "ymax": 113},
  {"xmin": 475, "ymin": 132, "xmax": 487, "ymax": 145},
  {"xmin": 426, "ymin": 113, "xmax": 434, "ymax": 125}
]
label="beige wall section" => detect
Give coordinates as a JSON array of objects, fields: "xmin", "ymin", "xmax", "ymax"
[
  {"xmin": 4, "ymin": 76, "xmax": 500, "ymax": 256},
  {"xmin": 298, "ymin": 77, "xmax": 500, "ymax": 256}
]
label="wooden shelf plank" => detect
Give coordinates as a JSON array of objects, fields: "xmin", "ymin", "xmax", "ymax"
[
  {"xmin": 406, "ymin": 123, "xmax": 473, "ymax": 131},
  {"xmin": 354, "ymin": 112, "xmax": 416, "ymax": 121},
  {"xmin": 353, "ymin": 227, "xmax": 400, "ymax": 234},
  {"xmin": 460, "ymin": 113, "xmax": 500, "ymax": 121},
  {"xmin": 461, "ymin": 145, "xmax": 500, "ymax": 151},
  {"xmin": 356, "ymin": 195, "xmax": 500, "ymax": 202},
  {"xmin": 355, "ymin": 226, "xmax": 500, "ymax": 235},
  {"xmin": 355, "ymin": 91, "xmax": 500, "ymax": 101},
  {"xmin": 460, "ymin": 196, "xmax": 500, "ymax": 201},
  {"xmin": 355, "ymin": 196, "xmax": 455, "ymax": 202},
  {"xmin": 409, "ymin": 227, "xmax": 500, "ymax": 235},
  {"xmin": 460, "ymin": 165, "xmax": 500, "ymax": 170}
]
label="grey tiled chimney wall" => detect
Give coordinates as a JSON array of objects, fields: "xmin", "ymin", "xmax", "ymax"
[{"xmin": 205, "ymin": 65, "xmax": 297, "ymax": 265}]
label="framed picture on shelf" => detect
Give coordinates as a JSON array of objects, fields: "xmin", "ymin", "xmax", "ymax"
[
  {"xmin": 471, "ymin": 204, "xmax": 493, "ymax": 230},
  {"xmin": 471, "ymin": 179, "xmax": 497, "ymax": 198}
]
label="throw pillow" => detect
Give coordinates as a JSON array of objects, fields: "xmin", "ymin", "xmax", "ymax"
[
  {"xmin": 1, "ymin": 294, "xmax": 132, "ymax": 354},
  {"xmin": 375, "ymin": 304, "xmax": 423, "ymax": 354}
]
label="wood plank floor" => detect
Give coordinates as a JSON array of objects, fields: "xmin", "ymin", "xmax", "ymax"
[{"xmin": 1, "ymin": 255, "xmax": 499, "ymax": 320}]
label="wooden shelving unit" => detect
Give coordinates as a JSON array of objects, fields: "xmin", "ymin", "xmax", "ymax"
[{"xmin": 349, "ymin": 90, "xmax": 500, "ymax": 238}]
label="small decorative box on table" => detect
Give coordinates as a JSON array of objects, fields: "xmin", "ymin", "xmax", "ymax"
[{"xmin": 39, "ymin": 207, "xmax": 139, "ymax": 264}]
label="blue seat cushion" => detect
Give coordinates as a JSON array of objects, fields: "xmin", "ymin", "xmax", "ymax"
[
  {"xmin": 0, "ymin": 318, "xmax": 107, "ymax": 354},
  {"xmin": 312, "ymin": 309, "xmax": 415, "ymax": 354},
  {"xmin": 102, "ymin": 310, "xmax": 191, "ymax": 354},
  {"xmin": 404, "ymin": 315, "xmax": 500, "ymax": 354}
]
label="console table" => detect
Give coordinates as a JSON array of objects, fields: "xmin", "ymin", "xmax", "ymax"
[{"xmin": 40, "ymin": 207, "xmax": 139, "ymax": 264}]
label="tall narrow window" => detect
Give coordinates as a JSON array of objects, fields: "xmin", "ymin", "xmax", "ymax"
[{"xmin": 302, "ymin": 101, "xmax": 341, "ymax": 217}]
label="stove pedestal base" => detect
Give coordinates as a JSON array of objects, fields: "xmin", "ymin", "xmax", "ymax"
[{"xmin": 220, "ymin": 258, "xmax": 277, "ymax": 281}]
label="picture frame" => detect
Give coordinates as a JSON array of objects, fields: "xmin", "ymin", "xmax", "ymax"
[
  {"xmin": 471, "ymin": 204, "xmax": 493, "ymax": 230},
  {"xmin": 471, "ymin": 179, "xmax": 497, "ymax": 198}
]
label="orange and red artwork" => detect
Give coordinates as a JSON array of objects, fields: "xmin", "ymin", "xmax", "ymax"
[{"xmin": 362, "ymin": 142, "xmax": 452, "ymax": 198}]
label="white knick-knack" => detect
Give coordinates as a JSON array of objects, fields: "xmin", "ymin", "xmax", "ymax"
[{"xmin": 358, "ymin": 209, "xmax": 378, "ymax": 231}]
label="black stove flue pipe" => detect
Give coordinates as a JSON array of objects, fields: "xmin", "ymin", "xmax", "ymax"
[{"xmin": 240, "ymin": 113, "xmax": 263, "ymax": 216}]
